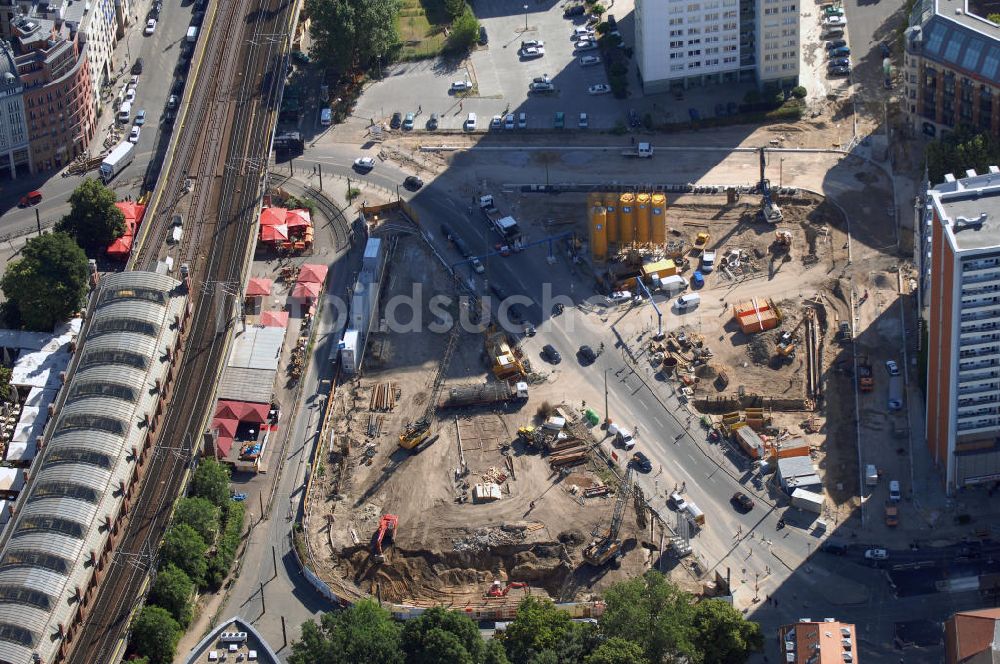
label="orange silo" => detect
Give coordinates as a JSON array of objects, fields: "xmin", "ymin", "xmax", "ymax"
[
  {"xmin": 603, "ymin": 193, "xmax": 619, "ymax": 245},
  {"xmin": 651, "ymin": 193, "xmax": 667, "ymax": 244},
  {"xmin": 590, "ymin": 205, "xmax": 608, "ymax": 262},
  {"xmin": 619, "ymin": 192, "xmax": 635, "ymax": 245},
  {"xmin": 636, "ymin": 192, "xmax": 651, "ymax": 243}
]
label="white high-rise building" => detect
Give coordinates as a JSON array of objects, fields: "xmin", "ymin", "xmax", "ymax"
[{"xmin": 635, "ymin": 0, "xmax": 798, "ymax": 93}]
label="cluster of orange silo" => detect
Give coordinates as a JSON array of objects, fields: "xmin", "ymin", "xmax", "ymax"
[{"xmin": 587, "ymin": 191, "xmax": 669, "ymax": 261}]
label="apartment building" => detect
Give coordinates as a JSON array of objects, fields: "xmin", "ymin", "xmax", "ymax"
[
  {"xmin": 777, "ymin": 619, "xmax": 859, "ymax": 663},
  {"xmin": 902, "ymin": 0, "xmax": 1000, "ymax": 140},
  {"xmin": 945, "ymin": 608, "xmax": 1000, "ymax": 664},
  {"xmin": 924, "ymin": 166, "xmax": 1000, "ymax": 493},
  {"xmin": 9, "ymin": 15, "xmax": 95, "ymax": 171},
  {"xmin": 634, "ymin": 0, "xmax": 798, "ymax": 93},
  {"xmin": 0, "ymin": 40, "xmax": 30, "ymax": 177}
]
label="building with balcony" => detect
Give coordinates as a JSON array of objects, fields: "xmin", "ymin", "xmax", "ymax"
[
  {"xmin": 0, "ymin": 40, "xmax": 30, "ymax": 177},
  {"xmin": 925, "ymin": 166, "xmax": 1000, "ymax": 493},
  {"xmin": 902, "ymin": 0, "xmax": 1000, "ymax": 140},
  {"xmin": 9, "ymin": 15, "xmax": 95, "ymax": 171},
  {"xmin": 777, "ymin": 619, "xmax": 859, "ymax": 663},
  {"xmin": 634, "ymin": 0, "xmax": 798, "ymax": 93}
]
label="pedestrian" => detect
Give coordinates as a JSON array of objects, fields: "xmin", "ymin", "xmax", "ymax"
[
  {"xmin": 631, "ymin": 136, "xmax": 634, "ymax": 145},
  {"xmin": 774, "ymin": 599, "xmax": 778, "ymax": 607},
  {"xmin": 418, "ymin": 104, "xmax": 422, "ymax": 113},
  {"xmin": 460, "ymin": 101, "xmax": 463, "ymax": 110}
]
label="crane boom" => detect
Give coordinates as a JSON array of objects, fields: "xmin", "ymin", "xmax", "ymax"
[{"xmin": 583, "ymin": 464, "xmax": 635, "ymax": 566}]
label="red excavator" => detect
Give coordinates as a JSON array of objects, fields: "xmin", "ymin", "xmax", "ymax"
[
  {"xmin": 373, "ymin": 514, "xmax": 398, "ymax": 561},
  {"xmin": 485, "ymin": 580, "xmax": 528, "ymax": 598}
]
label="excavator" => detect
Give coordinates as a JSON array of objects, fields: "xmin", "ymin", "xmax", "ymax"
[
  {"xmin": 757, "ymin": 147, "xmax": 784, "ymax": 224},
  {"xmin": 583, "ymin": 463, "xmax": 635, "ymax": 566},
  {"xmin": 485, "ymin": 580, "xmax": 529, "ymax": 598},
  {"xmin": 373, "ymin": 514, "xmax": 398, "ymax": 562}
]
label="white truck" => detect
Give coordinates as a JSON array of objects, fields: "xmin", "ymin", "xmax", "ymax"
[
  {"xmin": 479, "ymin": 195, "xmax": 522, "ymax": 246},
  {"xmin": 621, "ymin": 142, "xmax": 654, "ymax": 158},
  {"xmin": 99, "ymin": 141, "xmax": 136, "ymax": 183}
]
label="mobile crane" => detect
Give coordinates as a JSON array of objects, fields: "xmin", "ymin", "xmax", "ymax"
[
  {"xmin": 757, "ymin": 147, "xmax": 783, "ymax": 224},
  {"xmin": 583, "ymin": 463, "xmax": 635, "ymax": 566}
]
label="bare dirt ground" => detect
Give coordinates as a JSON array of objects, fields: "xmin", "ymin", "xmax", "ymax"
[{"xmin": 305, "ymin": 230, "xmax": 684, "ymax": 608}]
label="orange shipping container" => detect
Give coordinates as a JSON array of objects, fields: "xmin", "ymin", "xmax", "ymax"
[
  {"xmin": 733, "ymin": 298, "xmax": 775, "ymax": 317},
  {"xmin": 738, "ymin": 309, "xmax": 779, "ymax": 334}
]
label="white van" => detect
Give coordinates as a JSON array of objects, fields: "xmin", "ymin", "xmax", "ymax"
[
  {"xmin": 186, "ymin": 26, "xmax": 198, "ymax": 42},
  {"xmin": 888, "ymin": 480, "xmax": 901, "ymax": 502},
  {"xmin": 117, "ymin": 101, "xmax": 132, "ymax": 124},
  {"xmin": 319, "ymin": 107, "xmax": 332, "ymax": 126},
  {"xmin": 465, "ymin": 112, "xmax": 477, "ymax": 130},
  {"xmin": 865, "ymin": 464, "xmax": 878, "ymax": 486},
  {"xmin": 675, "ymin": 293, "xmax": 701, "ymax": 311},
  {"xmin": 660, "ymin": 274, "xmax": 689, "ymax": 295}
]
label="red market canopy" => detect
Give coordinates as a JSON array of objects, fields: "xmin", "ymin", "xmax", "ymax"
[
  {"xmin": 246, "ymin": 278, "xmax": 272, "ymax": 297},
  {"xmin": 106, "ymin": 235, "xmax": 133, "ymax": 259},
  {"xmin": 211, "ymin": 417, "xmax": 239, "ymax": 438},
  {"xmin": 291, "ymin": 281, "xmax": 321, "ymax": 299},
  {"xmin": 286, "ymin": 209, "xmax": 312, "ymax": 228},
  {"xmin": 260, "ymin": 310, "xmax": 289, "ymax": 327},
  {"xmin": 297, "ymin": 263, "xmax": 328, "ymax": 284},
  {"xmin": 115, "ymin": 201, "xmax": 146, "ymax": 223},
  {"xmin": 260, "ymin": 224, "xmax": 289, "ymax": 242},
  {"xmin": 215, "ymin": 399, "xmax": 270, "ymax": 423},
  {"xmin": 261, "ymin": 206, "xmax": 311, "ymax": 227}
]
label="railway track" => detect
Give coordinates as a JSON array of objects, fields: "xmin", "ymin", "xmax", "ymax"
[{"xmin": 65, "ymin": 0, "xmax": 293, "ymax": 657}]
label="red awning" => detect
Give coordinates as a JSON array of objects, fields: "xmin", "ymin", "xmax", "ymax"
[
  {"xmin": 215, "ymin": 435, "xmax": 234, "ymax": 458},
  {"xmin": 291, "ymin": 281, "xmax": 321, "ymax": 299},
  {"xmin": 115, "ymin": 201, "xmax": 146, "ymax": 223},
  {"xmin": 260, "ymin": 310, "xmax": 289, "ymax": 327},
  {"xmin": 242, "ymin": 402, "xmax": 270, "ymax": 423},
  {"xmin": 260, "ymin": 207, "xmax": 286, "ymax": 226},
  {"xmin": 215, "ymin": 399, "xmax": 270, "ymax": 423},
  {"xmin": 260, "ymin": 224, "xmax": 289, "ymax": 242},
  {"xmin": 211, "ymin": 417, "xmax": 239, "ymax": 438},
  {"xmin": 246, "ymin": 278, "xmax": 272, "ymax": 297},
  {"xmin": 215, "ymin": 401, "xmax": 243, "ymax": 420},
  {"xmin": 297, "ymin": 263, "xmax": 328, "ymax": 283},
  {"xmin": 106, "ymin": 235, "xmax": 133, "ymax": 259},
  {"xmin": 286, "ymin": 209, "xmax": 312, "ymax": 228}
]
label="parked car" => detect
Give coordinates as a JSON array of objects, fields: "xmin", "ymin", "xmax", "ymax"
[
  {"xmin": 578, "ymin": 345, "xmax": 597, "ymax": 364},
  {"xmin": 167, "ymin": 94, "xmax": 179, "ymax": 109},
  {"xmin": 825, "ymin": 39, "xmax": 847, "ymax": 50},
  {"xmin": 631, "ymin": 451, "xmax": 652, "ymax": 472},
  {"xmin": 451, "ymin": 80, "xmax": 472, "ymax": 92},
  {"xmin": 579, "ymin": 55, "xmax": 601, "ymax": 66},
  {"xmin": 821, "ymin": 540, "xmax": 848, "ymax": 555},
  {"xmin": 128, "ymin": 125, "xmax": 141, "ymax": 143},
  {"xmin": 575, "ymin": 40, "xmax": 598, "ymax": 51},
  {"xmin": 530, "ymin": 81, "xmax": 555, "ymax": 92},
  {"xmin": 520, "ymin": 46, "xmax": 545, "ymax": 58},
  {"xmin": 616, "ymin": 429, "xmax": 636, "ymax": 450},
  {"xmin": 564, "ymin": 3, "xmax": 586, "ymax": 16},
  {"xmin": 889, "ymin": 479, "xmax": 901, "ymax": 501},
  {"xmin": 578, "ymin": 112, "xmax": 588, "ymax": 128},
  {"xmin": 522, "ymin": 39, "xmax": 544, "ymax": 48},
  {"xmin": 828, "ymin": 57, "xmax": 851, "ymax": 68},
  {"xmin": 572, "ymin": 27, "xmax": 595, "ymax": 39},
  {"xmin": 554, "ymin": 111, "xmax": 565, "ymax": 128},
  {"xmin": 828, "ymin": 66, "xmax": 851, "ymax": 77},
  {"xmin": 125, "ymin": 88, "xmax": 136, "ymax": 103},
  {"xmin": 517, "ymin": 112, "xmax": 527, "ymax": 128},
  {"xmin": 403, "ymin": 175, "xmax": 423, "ymax": 190},
  {"xmin": 607, "ymin": 290, "xmax": 632, "ymax": 304},
  {"xmin": 504, "ymin": 113, "xmax": 515, "ymax": 129},
  {"xmin": 18, "ymin": 191, "xmax": 42, "ymax": 207},
  {"xmin": 132, "ymin": 57, "xmax": 144, "ymax": 74},
  {"xmin": 885, "ymin": 360, "xmax": 900, "ymax": 375},
  {"xmin": 588, "ymin": 83, "xmax": 611, "ymax": 95},
  {"xmin": 353, "ymin": 156, "xmax": 375, "ymax": 172},
  {"xmin": 144, "ymin": 18, "xmax": 156, "ymax": 34},
  {"xmin": 439, "ymin": 223, "xmax": 454, "ymax": 241},
  {"xmin": 465, "ymin": 112, "xmax": 477, "ymax": 130},
  {"xmin": 823, "ymin": 15, "xmax": 846, "ymax": 26},
  {"xmin": 731, "ymin": 492, "xmax": 755, "ymax": 512},
  {"xmin": 427, "ymin": 113, "xmax": 439, "ymax": 130},
  {"xmin": 402, "ymin": 112, "xmax": 415, "ymax": 130},
  {"xmin": 490, "ymin": 115, "xmax": 503, "ymax": 129},
  {"xmin": 864, "ymin": 548, "xmax": 888, "ymax": 561},
  {"xmin": 542, "ymin": 344, "xmax": 562, "ymax": 363},
  {"xmin": 478, "ymin": 25, "xmax": 488, "ymax": 45},
  {"xmin": 134, "ymin": 109, "xmax": 146, "ymax": 126},
  {"xmin": 390, "ymin": 111, "xmax": 402, "ymax": 128},
  {"xmin": 829, "ymin": 46, "xmax": 852, "ymax": 57},
  {"xmin": 628, "ymin": 108, "xmax": 641, "ymax": 127}
]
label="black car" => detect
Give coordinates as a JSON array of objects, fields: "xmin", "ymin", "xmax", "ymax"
[
  {"xmin": 542, "ymin": 344, "xmax": 561, "ymax": 363},
  {"xmin": 427, "ymin": 113, "xmax": 439, "ymax": 130},
  {"xmin": 440, "ymin": 224, "xmax": 453, "ymax": 241},
  {"xmin": 390, "ymin": 111, "xmax": 402, "ymax": 128},
  {"xmin": 478, "ymin": 26, "xmax": 489, "ymax": 45},
  {"xmin": 403, "ymin": 175, "xmax": 423, "ymax": 190},
  {"xmin": 454, "ymin": 238, "xmax": 471, "ymax": 258},
  {"xmin": 631, "ymin": 451, "xmax": 652, "ymax": 472},
  {"xmin": 606, "ymin": 13, "xmax": 617, "ymax": 28},
  {"xmin": 821, "ymin": 540, "xmax": 849, "ymax": 555},
  {"xmin": 828, "ymin": 66, "xmax": 851, "ymax": 77},
  {"xmin": 564, "ymin": 4, "xmax": 585, "ymax": 16},
  {"xmin": 132, "ymin": 57, "xmax": 144, "ymax": 74},
  {"xmin": 731, "ymin": 492, "xmax": 754, "ymax": 512},
  {"xmin": 825, "ymin": 39, "xmax": 847, "ymax": 50},
  {"xmin": 828, "ymin": 57, "xmax": 850, "ymax": 68},
  {"xmin": 628, "ymin": 109, "xmax": 640, "ymax": 127},
  {"xmin": 578, "ymin": 345, "xmax": 597, "ymax": 364}
]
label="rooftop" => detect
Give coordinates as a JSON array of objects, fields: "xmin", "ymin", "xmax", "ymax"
[
  {"xmin": 946, "ymin": 607, "xmax": 1000, "ymax": 664},
  {"xmin": 907, "ymin": 0, "xmax": 1000, "ymax": 82},
  {"xmin": 929, "ymin": 166, "xmax": 1000, "ymax": 252},
  {"xmin": 779, "ymin": 619, "xmax": 858, "ymax": 663},
  {"xmin": 182, "ymin": 616, "xmax": 281, "ymax": 664}
]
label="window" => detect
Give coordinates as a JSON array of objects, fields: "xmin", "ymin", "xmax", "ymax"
[
  {"xmin": 670, "ymin": 29, "xmax": 684, "ymax": 36},
  {"xmin": 765, "ymin": 7, "xmax": 778, "ymax": 14},
  {"xmin": 688, "ymin": 27, "xmax": 701, "ymax": 34},
  {"xmin": 91, "ymin": 317, "xmax": 158, "ymax": 337},
  {"xmin": 671, "ymin": 40, "xmax": 684, "ymax": 48},
  {"xmin": 15, "ymin": 516, "xmax": 84, "ymax": 540},
  {"xmin": 80, "ymin": 349, "xmax": 148, "ymax": 371},
  {"xmin": 669, "ymin": 17, "xmax": 684, "ymax": 25},
  {"xmin": 689, "ymin": 61, "xmax": 702, "ymax": 67},
  {"xmin": 687, "ymin": 38, "xmax": 701, "ymax": 44},
  {"xmin": 671, "ymin": 52, "xmax": 684, "ymax": 59},
  {"xmin": 0, "ymin": 585, "xmax": 51, "ymax": 611},
  {"xmin": 60, "ymin": 413, "xmax": 126, "ymax": 435},
  {"xmin": 29, "ymin": 482, "xmax": 100, "ymax": 504},
  {"xmin": 687, "ymin": 3, "xmax": 700, "ymax": 9},
  {"xmin": 0, "ymin": 622, "xmax": 34, "ymax": 647},
  {"xmin": 724, "ymin": 56, "xmax": 737, "ymax": 63},
  {"xmin": 671, "ymin": 64, "xmax": 685, "ymax": 71},
  {"xmin": 46, "ymin": 447, "xmax": 113, "ymax": 469},
  {"xmin": 704, "ymin": 12, "xmax": 719, "ymax": 20},
  {"xmin": 688, "ymin": 49, "xmax": 701, "ymax": 56}
]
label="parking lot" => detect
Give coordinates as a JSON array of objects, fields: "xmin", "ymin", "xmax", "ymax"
[{"xmin": 358, "ymin": 0, "xmax": 638, "ymax": 130}]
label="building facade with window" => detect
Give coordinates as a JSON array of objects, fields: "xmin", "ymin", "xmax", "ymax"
[
  {"xmin": 924, "ymin": 167, "xmax": 1000, "ymax": 494},
  {"xmin": 902, "ymin": 0, "xmax": 1000, "ymax": 140},
  {"xmin": 0, "ymin": 40, "xmax": 30, "ymax": 177},
  {"xmin": 635, "ymin": 0, "xmax": 798, "ymax": 93},
  {"xmin": 9, "ymin": 16, "xmax": 95, "ymax": 172}
]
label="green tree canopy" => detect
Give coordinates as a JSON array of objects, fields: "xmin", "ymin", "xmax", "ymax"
[
  {"xmin": 482, "ymin": 640, "xmax": 512, "ymax": 664},
  {"xmin": 498, "ymin": 597, "xmax": 574, "ymax": 664},
  {"xmin": 446, "ymin": 7, "xmax": 479, "ymax": 54},
  {"xmin": 306, "ymin": 0, "xmax": 400, "ymax": 74},
  {"xmin": 0, "ymin": 232, "xmax": 89, "ymax": 331},
  {"xmin": 690, "ymin": 598, "xmax": 763, "ymax": 664},
  {"xmin": 290, "ymin": 599, "xmax": 403, "ymax": 664},
  {"xmin": 55, "ymin": 178, "xmax": 125, "ymax": 252},
  {"xmin": 149, "ymin": 563, "xmax": 194, "ymax": 627},
  {"xmin": 130, "ymin": 605, "xmax": 181, "ymax": 664},
  {"xmin": 599, "ymin": 570, "xmax": 698, "ymax": 664},
  {"xmin": 174, "ymin": 496, "xmax": 221, "ymax": 544},
  {"xmin": 926, "ymin": 128, "xmax": 1000, "ymax": 185},
  {"xmin": 584, "ymin": 636, "xmax": 646, "ymax": 664},
  {"xmin": 190, "ymin": 458, "xmax": 231, "ymax": 507},
  {"xmin": 160, "ymin": 523, "xmax": 208, "ymax": 587},
  {"xmin": 401, "ymin": 606, "xmax": 484, "ymax": 664}
]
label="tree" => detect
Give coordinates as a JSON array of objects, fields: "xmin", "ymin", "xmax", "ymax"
[
  {"xmin": 401, "ymin": 607, "xmax": 483, "ymax": 664},
  {"xmin": 55, "ymin": 178, "xmax": 125, "ymax": 252},
  {"xmin": 306, "ymin": 0, "xmax": 400, "ymax": 75},
  {"xmin": 0, "ymin": 232, "xmax": 89, "ymax": 331},
  {"xmin": 482, "ymin": 640, "xmax": 512, "ymax": 664},
  {"xmin": 289, "ymin": 599, "xmax": 403, "ymax": 664},
  {"xmin": 160, "ymin": 524, "xmax": 208, "ymax": 587},
  {"xmin": 926, "ymin": 127, "xmax": 1000, "ymax": 184},
  {"xmin": 690, "ymin": 599, "xmax": 763, "ymax": 664},
  {"xmin": 791, "ymin": 85, "xmax": 807, "ymax": 99},
  {"xmin": 130, "ymin": 605, "xmax": 181, "ymax": 664},
  {"xmin": 190, "ymin": 458, "xmax": 231, "ymax": 507},
  {"xmin": 174, "ymin": 496, "xmax": 221, "ymax": 544},
  {"xmin": 443, "ymin": 0, "xmax": 466, "ymax": 18},
  {"xmin": 585, "ymin": 637, "xmax": 646, "ymax": 664},
  {"xmin": 498, "ymin": 597, "xmax": 574, "ymax": 664},
  {"xmin": 446, "ymin": 7, "xmax": 479, "ymax": 54},
  {"xmin": 988, "ymin": 12, "xmax": 1000, "ymax": 23},
  {"xmin": 149, "ymin": 563, "xmax": 194, "ymax": 627},
  {"xmin": 599, "ymin": 571, "xmax": 698, "ymax": 664}
]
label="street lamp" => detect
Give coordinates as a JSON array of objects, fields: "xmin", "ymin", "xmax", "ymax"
[
  {"xmin": 779, "ymin": 158, "xmax": 784, "ymax": 188},
  {"xmin": 524, "ymin": 4, "xmax": 529, "ymax": 32},
  {"xmin": 603, "ymin": 367, "xmax": 610, "ymax": 426}
]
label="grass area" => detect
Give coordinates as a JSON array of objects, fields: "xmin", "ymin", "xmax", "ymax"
[{"xmin": 396, "ymin": 0, "xmax": 449, "ymax": 60}]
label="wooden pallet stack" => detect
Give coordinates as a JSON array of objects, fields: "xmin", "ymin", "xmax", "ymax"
[
  {"xmin": 369, "ymin": 381, "xmax": 396, "ymax": 411},
  {"xmin": 548, "ymin": 437, "xmax": 588, "ymax": 470}
]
